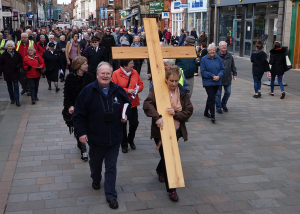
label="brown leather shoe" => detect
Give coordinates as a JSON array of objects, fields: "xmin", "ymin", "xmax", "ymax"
[
  {"xmin": 157, "ymin": 172, "xmax": 164, "ymax": 182},
  {"xmin": 169, "ymin": 190, "xmax": 179, "ymax": 202}
]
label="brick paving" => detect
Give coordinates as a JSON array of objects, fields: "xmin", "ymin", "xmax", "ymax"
[{"xmin": 0, "ymin": 61, "xmax": 300, "ymax": 213}]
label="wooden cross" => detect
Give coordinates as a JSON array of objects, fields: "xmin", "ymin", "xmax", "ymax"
[{"xmin": 112, "ymin": 18, "xmax": 196, "ymax": 189}]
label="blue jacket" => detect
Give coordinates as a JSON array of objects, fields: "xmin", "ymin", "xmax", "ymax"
[
  {"xmin": 73, "ymin": 81, "xmax": 132, "ymax": 146},
  {"xmin": 200, "ymin": 54, "xmax": 225, "ymax": 86},
  {"xmin": 117, "ymin": 33, "xmax": 129, "ymax": 44},
  {"xmin": 176, "ymin": 58, "xmax": 196, "ymax": 79}
]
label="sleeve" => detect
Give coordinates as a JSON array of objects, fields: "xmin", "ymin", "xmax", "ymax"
[
  {"xmin": 65, "ymin": 42, "xmax": 70, "ymax": 61},
  {"xmin": 250, "ymin": 53, "xmax": 253, "ymax": 62},
  {"xmin": 231, "ymin": 57, "xmax": 237, "ymax": 76},
  {"xmin": 17, "ymin": 52, "xmax": 23, "ymax": 68},
  {"xmin": 0, "ymin": 54, "xmax": 4, "ymax": 71},
  {"xmin": 63, "ymin": 75, "xmax": 74, "ymax": 108},
  {"xmin": 86, "ymin": 48, "xmax": 90, "ymax": 63},
  {"xmin": 23, "ymin": 58, "xmax": 28, "ymax": 70},
  {"xmin": 118, "ymin": 87, "xmax": 132, "ymax": 119},
  {"xmin": 137, "ymin": 74, "xmax": 144, "ymax": 93},
  {"xmin": 143, "ymin": 90, "xmax": 160, "ymax": 122},
  {"xmin": 56, "ymin": 42, "xmax": 61, "ymax": 52},
  {"xmin": 218, "ymin": 58, "xmax": 226, "ymax": 78},
  {"xmin": 200, "ymin": 58, "xmax": 214, "ymax": 79},
  {"xmin": 269, "ymin": 54, "xmax": 274, "ymax": 65},
  {"xmin": 179, "ymin": 35, "xmax": 183, "ymax": 45},
  {"xmin": 173, "ymin": 94, "xmax": 193, "ymax": 122},
  {"xmin": 183, "ymin": 77, "xmax": 189, "ymax": 91},
  {"xmin": 72, "ymin": 89, "xmax": 88, "ymax": 138}
]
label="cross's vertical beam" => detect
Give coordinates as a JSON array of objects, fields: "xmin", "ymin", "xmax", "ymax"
[{"xmin": 143, "ymin": 18, "xmax": 185, "ymax": 189}]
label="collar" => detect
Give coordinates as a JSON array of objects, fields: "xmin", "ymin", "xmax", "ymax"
[
  {"xmin": 220, "ymin": 50, "xmax": 226, "ymax": 55},
  {"xmin": 121, "ymin": 67, "xmax": 131, "ymax": 77},
  {"xmin": 92, "ymin": 81, "xmax": 118, "ymax": 98}
]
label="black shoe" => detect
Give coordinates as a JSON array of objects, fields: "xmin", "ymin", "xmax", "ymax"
[
  {"xmin": 106, "ymin": 199, "xmax": 119, "ymax": 209},
  {"xmin": 216, "ymin": 109, "xmax": 222, "ymax": 114},
  {"xmin": 253, "ymin": 95, "xmax": 259, "ymax": 98},
  {"xmin": 56, "ymin": 88, "xmax": 60, "ymax": 92},
  {"xmin": 27, "ymin": 92, "xmax": 31, "ymax": 96},
  {"xmin": 211, "ymin": 118, "xmax": 216, "ymax": 123},
  {"xmin": 204, "ymin": 112, "xmax": 211, "ymax": 118},
  {"xmin": 92, "ymin": 182, "xmax": 100, "ymax": 190},
  {"xmin": 35, "ymin": 97, "xmax": 39, "ymax": 101},
  {"xmin": 61, "ymin": 78, "xmax": 65, "ymax": 82},
  {"xmin": 10, "ymin": 100, "xmax": 15, "ymax": 104},
  {"xmin": 129, "ymin": 143, "xmax": 136, "ymax": 150},
  {"xmin": 222, "ymin": 106, "xmax": 228, "ymax": 112},
  {"xmin": 48, "ymin": 87, "xmax": 52, "ymax": 90},
  {"xmin": 20, "ymin": 89, "xmax": 26, "ymax": 95},
  {"xmin": 16, "ymin": 101, "xmax": 20, "ymax": 106},
  {"xmin": 81, "ymin": 151, "xmax": 88, "ymax": 162},
  {"xmin": 258, "ymin": 92, "xmax": 261, "ymax": 97},
  {"xmin": 122, "ymin": 148, "xmax": 128, "ymax": 153},
  {"xmin": 280, "ymin": 92, "xmax": 285, "ymax": 99},
  {"xmin": 32, "ymin": 100, "xmax": 35, "ymax": 105}
]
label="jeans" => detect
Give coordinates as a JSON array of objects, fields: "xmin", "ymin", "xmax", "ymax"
[
  {"xmin": 88, "ymin": 142, "xmax": 120, "ymax": 200},
  {"xmin": 28, "ymin": 77, "xmax": 40, "ymax": 100},
  {"xmin": 215, "ymin": 85, "xmax": 231, "ymax": 110},
  {"xmin": 253, "ymin": 74, "xmax": 263, "ymax": 93},
  {"xmin": 122, "ymin": 107, "xmax": 139, "ymax": 148},
  {"xmin": 271, "ymin": 74, "xmax": 284, "ymax": 92},
  {"xmin": 204, "ymin": 86, "xmax": 219, "ymax": 118},
  {"xmin": 6, "ymin": 81, "xmax": 20, "ymax": 101},
  {"xmin": 59, "ymin": 59, "xmax": 67, "ymax": 80}
]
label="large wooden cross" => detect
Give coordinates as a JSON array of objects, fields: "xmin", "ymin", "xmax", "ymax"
[{"xmin": 112, "ymin": 18, "xmax": 196, "ymax": 188}]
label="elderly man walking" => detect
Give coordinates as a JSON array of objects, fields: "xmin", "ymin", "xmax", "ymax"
[
  {"xmin": 73, "ymin": 62, "xmax": 131, "ymax": 210},
  {"xmin": 215, "ymin": 41, "xmax": 237, "ymax": 113}
]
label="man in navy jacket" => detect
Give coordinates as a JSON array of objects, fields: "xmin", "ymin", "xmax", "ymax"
[{"xmin": 73, "ymin": 62, "xmax": 131, "ymax": 209}]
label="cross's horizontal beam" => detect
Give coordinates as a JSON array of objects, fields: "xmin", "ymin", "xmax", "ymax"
[{"xmin": 112, "ymin": 47, "xmax": 197, "ymax": 60}]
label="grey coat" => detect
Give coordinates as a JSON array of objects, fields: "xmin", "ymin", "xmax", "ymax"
[{"xmin": 217, "ymin": 50, "xmax": 237, "ymax": 85}]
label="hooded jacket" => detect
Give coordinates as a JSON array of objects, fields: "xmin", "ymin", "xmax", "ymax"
[
  {"xmin": 251, "ymin": 50, "xmax": 267, "ymax": 76},
  {"xmin": 176, "ymin": 58, "xmax": 196, "ymax": 79},
  {"xmin": 269, "ymin": 48, "xmax": 287, "ymax": 76},
  {"xmin": 217, "ymin": 50, "xmax": 237, "ymax": 85}
]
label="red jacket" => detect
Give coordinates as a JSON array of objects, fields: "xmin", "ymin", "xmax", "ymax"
[
  {"xmin": 112, "ymin": 68, "xmax": 144, "ymax": 108},
  {"xmin": 23, "ymin": 54, "xmax": 45, "ymax": 79},
  {"xmin": 36, "ymin": 41, "xmax": 47, "ymax": 57},
  {"xmin": 165, "ymin": 32, "xmax": 171, "ymax": 40},
  {"xmin": 15, "ymin": 41, "xmax": 38, "ymax": 59}
]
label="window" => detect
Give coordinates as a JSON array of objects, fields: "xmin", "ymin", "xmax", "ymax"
[
  {"xmin": 28, "ymin": 2, "xmax": 31, "ymax": 12},
  {"xmin": 172, "ymin": 13, "xmax": 183, "ymax": 36},
  {"xmin": 109, "ymin": 0, "xmax": 113, "ymax": 4}
]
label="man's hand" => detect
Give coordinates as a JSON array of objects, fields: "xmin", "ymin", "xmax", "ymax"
[
  {"xmin": 79, "ymin": 135, "xmax": 88, "ymax": 144},
  {"xmin": 67, "ymin": 61, "xmax": 70, "ymax": 65},
  {"xmin": 233, "ymin": 76, "xmax": 237, "ymax": 80},
  {"xmin": 213, "ymin": 76, "xmax": 220, "ymax": 81},
  {"xmin": 121, "ymin": 115, "xmax": 127, "ymax": 123},
  {"xmin": 156, "ymin": 118, "xmax": 163, "ymax": 130},
  {"xmin": 166, "ymin": 108, "xmax": 175, "ymax": 116},
  {"xmin": 69, "ymin": 106, "xmax": 74, "ymax": 114},
  {"xmin": 128, "ymin": 89, "xmax": 135, "ymax": 95}
]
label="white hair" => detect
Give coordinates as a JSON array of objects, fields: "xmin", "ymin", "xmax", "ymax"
[
  {"xmin": 83, "ymin": 33, "xmax": 89, "ymax": 37},
  {"xmin": 60, "ymin": 35, "xmax": 65, "ymax": 39},
  {"xmin": 120, "ymin": 36, "xmax": 128, "ymax": 43},
  {"xmin": 5, "ymin": 40, "xmax": 15, "ymax": 48},
  {"xmin": 208, "ymin": 43, "xmax": 216, "ymax": 51},
  {"xmin": 49, "ymin": 35, "xmax": 54, "ymax": 38},
  {"xmin": 25, "ymin": 29, "xmax": 32, "ymax": 34},
  {"xmin": 21, "ymin": 33, "xmax": 28, "ymax": 37},
  {"xmin": 87, "ymin": 29, "xmax": 92, "ymax": 33},
  {"xmin": 27, "ymin": 46, "xmax": 36, "ymax": 53},
  {"xmin": 134, "ymin": 36, "xmax": 140, "ymax": 41},
  {"xmin": 40, "ymin": 35, "xmax": 45, "ymax": 39},
  {"xmin": 163, "ymin": 59, "xmax": 176, "ymax": 66},
  {"xmin": 219, "ymin": 41, "xmax": 227, "ymax": 47},
  {"xmin": 97, "ymin": 61, "xmax": 113, "ymax": 74},
  {"xmin": 141, "ymin": 32, "xmax": 145, "ymax": 36}
]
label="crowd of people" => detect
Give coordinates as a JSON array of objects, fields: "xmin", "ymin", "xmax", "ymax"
[{"xmin": 0, "ymin": 24, "xmax": 289, "ymax": 210}]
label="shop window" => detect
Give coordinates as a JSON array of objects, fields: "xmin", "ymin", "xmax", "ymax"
[
  {"xmin": 109, "ymin": 0, "xmax": 113, "ymax": 4},
  {"xmin": 172, "ymin": 13, "xmax": 183, "ymax": 36},
  {"xmin": 28, "ymin": 2, "xmax": 31, "ymax": 12},
  {"xmin": 236, "ymin": 5, "xmax": 242, "ymax": 19},
  {"xmin": 246, "ymin": 5, "xmax": 253, "ymax": 19},
  {"xmin": 218, "ymin": 6, "xmax": 235, "ymax": 52}
]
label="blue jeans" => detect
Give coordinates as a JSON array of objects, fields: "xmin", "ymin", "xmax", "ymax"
[
  {"xmin": 253, "ymin": 74, "xmax": 263, "ymax": 93},
  {"xmin": 215, "ymin": 85, "xmax": 231, "ymax": 110},
  {"xmin": 28, "ymin": 77, "xmax": 40, "ymax": 100},
  {"xmin": 6, "ymin": 81, "xmax": 20, "ymax": 101},
  {"xmin": 271, "ymin": 74, "xmax": 284, "ymax": 92}
]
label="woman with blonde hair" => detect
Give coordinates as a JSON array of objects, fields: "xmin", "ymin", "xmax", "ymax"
[{"xmin": 63, "ymin": 56, "xmax": 94, "ymax": 161}]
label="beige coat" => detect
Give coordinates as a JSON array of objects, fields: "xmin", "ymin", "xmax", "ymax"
[{"xmin": 65, "ymin": 40, "xmax": 81, "ymax": 62}]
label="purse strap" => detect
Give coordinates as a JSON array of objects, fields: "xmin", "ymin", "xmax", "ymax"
[{"xmin": 126, "ymin": 75, "xmax": 131, "ymax": 88}]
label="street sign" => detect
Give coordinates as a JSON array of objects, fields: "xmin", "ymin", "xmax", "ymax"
[
  {"xmin": 178, "ymin": 3, "xmax": 188, "ymax": 8},
  {"xmin": 149, "ymin": 2, "xmax": 164, "ymax": 14},
  {"xmin": 100, "ymin": 8, "xmax": 103, "ymax": 19},
  {"xmin": 105, "ymin": 8, "xmax": 108, "ymax": 19}
]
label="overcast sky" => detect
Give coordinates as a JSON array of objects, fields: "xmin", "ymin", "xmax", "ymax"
[{"xmin": 57, "ymin": 0, "xmax": 71, "ymax": 4}]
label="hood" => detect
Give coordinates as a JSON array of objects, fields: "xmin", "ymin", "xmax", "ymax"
[
  {"xmin": 252, "ymin": 50, "xmax": 266, "ymax": 57},
  {"xmin": 270, "ymin": 48, "xmax": 286, "ymax": 55}
]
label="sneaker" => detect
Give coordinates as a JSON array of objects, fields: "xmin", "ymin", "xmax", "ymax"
[
  {"xmin": 204, "ymin": 112, "xmax": 211, "ymax": 118},
  {"xmin": 16, "ymin": 101, "xmax": 21, "ymax": 106},
  {"xmin": 122, "ymin": 148, "xmax": 128, "ymax": 153},
  {"xmin": 253, "ymin": 95, "xmax": 259, "ymax": 98},
  {"xmin": 32, "ymin": 100, "xmax": 35, "ymax": 105},
  {"xmin": 20, "ymin": 89, "xmax": 26, "ymax": 95},
  {"xmin": 222, "ymin": 106, "xmax": 228, "ymax": 112},
  {"xmin": 258, "ymin": 92, "xmax": 261, "ymax": 97},
  {"xmin": 129, "ymin": 143, "xmax": 136, "ymax": 150},
  {"xmin": 35, "ymin": 97, "xmax": 39, "ymax": 101},
  {"xmin": 216, "ymin": 109, "xmax": 222, "ymax": 114},
  {"xmin": 106, "ymin": 199, "xmax": 119, "ymax": 209},
  {"xmin": 92, "ymin": 182, "xmax": 100, "ymax": 190},
  {"xmin": 10, "ymin": 100, "xmax": 15, "ymax": 104},
  {"xmin": 81, "ymin": 152, "xmax": 88, "ymax": 162},
  {"xmin": 280, "ymin": 92, "xmax": 285, "ymax": 99},
  {"xmin": 157, "ymin": 172, "xmax": 164, "ymax": 182},
  {"xmin": 169, "ymin": 190, "xmax": 179, "ymax": 202},
  {"xmin": 56, "ymin": 88, "xmax": 60, "ymax": 92},
  {"xmin": 48, "ymin": 87, "xmax": 52, "ymax": 90}
]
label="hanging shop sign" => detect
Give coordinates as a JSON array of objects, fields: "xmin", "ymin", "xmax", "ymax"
[
  {"xmin": 149, "ymin": 2, "xmax": 164, "ymax": 14},
  {"xmin": 178, "ymin": 3, "xmax": 188, "ymax": 8},
  {"xmin": 171, "ymin": 1, "xmax": 184, "ymax": 13},
  {"xmin": 162, "ymin": 12, "xmax": 169, "ymax": 19}
]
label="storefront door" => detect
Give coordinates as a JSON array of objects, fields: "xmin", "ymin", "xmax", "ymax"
[
  {"xmin": 244, "ymin": 20, "xmax": 253, "ymax": 56},
  {"xmin": 233, "ymin": 19, "xmax": 241, "ymax": 55}
]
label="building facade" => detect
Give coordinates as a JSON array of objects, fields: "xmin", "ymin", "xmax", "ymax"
[
  {"xmin": 187, "ymin": 0, "xmax": 207, "ymax": 35},
  {"xmin": 289, "ymin": 0, "xmax": 300, "ymax": 69}
]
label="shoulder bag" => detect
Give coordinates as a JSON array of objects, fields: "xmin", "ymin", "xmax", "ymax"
[{"xmin": 37, "ymin": 56, "xmax": 46, "ymax": 74}]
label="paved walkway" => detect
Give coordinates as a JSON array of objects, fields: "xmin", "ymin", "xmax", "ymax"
[{"xmin": 1, "ymin": 62, "xmax": 300, "ymax": 214}]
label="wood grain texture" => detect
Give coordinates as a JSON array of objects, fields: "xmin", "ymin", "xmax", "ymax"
[
  {"xmin": 143, "ymin": 18, "xmax": 185, "ymax": 189},
  {"xmin": 111, "ymin": 47, "xmax": 196, "ymax": 59},
  {"xmin": 294, "ymin": 3, "xmax": 300, "ymax": 69}
]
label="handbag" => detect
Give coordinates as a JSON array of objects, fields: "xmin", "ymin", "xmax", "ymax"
[
  {"xmin": 264, "ymin": 59, "xmax": 270, "ymax": 72},
  {"xmin": 286, "ymin": 55, "xmax": 292, "ymax": 71},
  {"xmin": 37, "ymin": 56, "xmax": 46, "ymax": 74}
]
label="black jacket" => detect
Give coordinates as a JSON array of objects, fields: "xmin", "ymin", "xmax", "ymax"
[
  {"xmin": 0, "ymin": 50, "xmax": 23, "ymax": 82},
  {"xmin": 42, "ymin": 49, "xmax": 62, "ymax": 72},
  {"xmin": 158, "ymin": 30, "xmax": 163, "ymax": 41},
  {"xmin": 80, "ymin": 38, "xmax": 88, "ymax": 51},
  {"xmin": 36, "ymin": 34, "xmax": 49, "ymax": 43},
  {"xmin": 217, "ymin": 50, "xmax": 237, "ymax": 85},
  {"xmin": 102, "ymin": 34, "xmax": 115, "ymax": 50},
  {"xmin": 251, "ymin": 50, "xmax": 267, "ymax": 76},
  {"xmin": 269, "ymin": 48, "xmax": 286, "ymax": 76},
  {"xmin": 86, "ymin": 46, "xmax": 108, "ymax": 73},
  {"xmin": 63, "ymin": 72, "xmax": 94, "ymax": 109},
  {"xmin": 73, "ymin": 81, "xmax": 132, "ymax": 146},
  {"xmin": 56, "ymin": 41, "xmax": 67, "ymax": 61}
]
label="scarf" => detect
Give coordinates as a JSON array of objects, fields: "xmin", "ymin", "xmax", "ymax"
[
  {"xmin": 39, "ymin": 41, "xmax": 46, "ymax": 47},
  {"xmin": 131, "ymin": 42, "xmax": 142, "ymax": 47},
  {"xmin": 169, "ymin": 87, "xmax": 182, "ymax": 130},
  {"xmin": 7, "ymin": 50, "xmax": 14, "ymax": 57},
  {"xmin": 121, "ymin": 67, "xmax": 131, "ymax": 77}
]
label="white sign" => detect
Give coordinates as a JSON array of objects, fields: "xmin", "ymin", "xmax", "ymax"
[
  {"xmin": 188, "ymin": 0, "xmax": 207, "ymax": 13},
  {"xmin": 2, "ymin": 12, "xmax": 12, "ymax": 17},
  {"xmin": 162, "ymin": 12, "xmax": 169, "ymax": 19},
  {"xmin": 171, "ymin": 1, "xmax": 184, "ymax": 13},
  {"xmin": 178, "ymin": 4, "xmax": 188, "ymax": 8}
]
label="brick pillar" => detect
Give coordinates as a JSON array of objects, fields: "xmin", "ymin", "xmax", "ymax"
[{"xmin": 276, "ymin": 0, "xmax": 285, "ymax": 42}]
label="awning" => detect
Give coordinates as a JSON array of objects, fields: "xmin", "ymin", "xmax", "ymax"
[{"xmin": 120, "ymin": 12, "xmax": 138, "ymax": 20}]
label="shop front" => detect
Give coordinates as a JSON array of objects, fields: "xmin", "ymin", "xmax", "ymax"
[
  {"xmin": 187, "ymin": 0, "xmax": 207, "ymax": 36},
  {"xmin": 171, "ymin": 1, "xmax": 185, "ymax": 36},
  {"xmin": 216, "ymin": 0, "xmax": 280, "ymax": 57}
]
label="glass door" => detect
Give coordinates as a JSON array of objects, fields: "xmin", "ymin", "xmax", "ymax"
[
  {"xmin": 233, "ymin": 19, "xmax": 241, "ymax": 55},
  {"xmin": 244, "ymin": 20, "xmax": 253, "ymax": 56}
]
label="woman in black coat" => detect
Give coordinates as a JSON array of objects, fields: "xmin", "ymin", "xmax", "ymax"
[
  {"xmin": 0, "ymin": 41, "xmax": 23, "ymax": 106},
  {"xmin": 56, "ymin": 35, "xmax": 67, "ymax": 82},
  {"xmin": 63, "ymin": 56, "xmax": 94, "ymax": 161},
  {"xmin": 269, "ymin": 42, "xmax": 287, "ymax": 99},
  {"xmin": 43, "ymin": 42, "xmax": 62, "ymax": 92}
]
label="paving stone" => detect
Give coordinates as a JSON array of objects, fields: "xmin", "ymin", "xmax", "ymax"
[
  {"xmin": 248, "ymin": 199, "xmax": 281, "ymax": 209},
  {"xmin": 146, "ymin": 199, "xmax": 178, "ymax": 209},
  {"xmin": 44, "ymin": 198, "xmax": 76, "ymax": 208},
  {"xmin": 7, "ymin": 194, "xmax": 29, "ymax": 202},
  {"xmin": 212, "ymin": 201, "xmax": 252, "ymax": 212},
  {"xmin": 28, "ymin": 192, "xmax": 58, "ymax": 201},
  {"xmin": 237, "ymin": 175, "xmax": 270, "ymax": 183},
  {"xmin": 5, "ymin": 201, "xmax": 45, "ymax": 212},
  {"xmin": 193, "ymin": 204, "xmax": 217, "ymax": 214},
  {"xmin": 156, "ymin": 206, "xmax": 197, "ymax": 214},
  {"xmin": 125, "ymin": 201, "xmax": 147, "ymax": 211},
  {"xmin": 254, "ymin": 189, "xmax": 286, "ymax": 198}
]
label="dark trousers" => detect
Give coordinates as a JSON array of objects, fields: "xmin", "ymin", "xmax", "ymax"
[
  {"xmin": 107, "ymin": 50, "xmax": 113, "ymax": 65},
  {"xmin": 19, "ymin": 70, "xmax": 31, "ymax": 93},
  {"xmin": 204, "ymin": 86, "xmax": 219, "ymax": 118},
  {"xmin": 75, "ymin": 133, "xmax": 87, "ymax": 152},
  {"xmin": 195, "ymin": 61, "xmax": 200, "ymax": 74},
  {"xmin": 155, "ymin": 128, "xmax": 182, "ymax": 193},
  {"xmin": 6, "ymin": 81, "xmax": 20, "ymax": 101},
  {"xmin": 88, "ymin": 142, "xmax": 120, "ymax": 200},
  {"xmin": 59, "ymin": 59, "xmax": 67, "ymax": 80},
  {"xmin": 122, "ymin": 107, "xmax": 139, "ymax": 148},
  {"xmin": 133, "ymin": 60, "xmax": 142, "ymax": 75},
  {"xmin": 89, "ymin": 72, "xmax": 97, "ymax": 80},
  {"xmin": 68, "ymin": 59, "xmax": 74, "ymax": 74},
  {"xmin": 28, "ymin": 77, "xmax": 40, "ymax": 100}
]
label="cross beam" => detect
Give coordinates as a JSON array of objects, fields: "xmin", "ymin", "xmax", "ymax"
[{"xmin": 112, "ymin": 18, "xmax": 196, "ymax": 189}]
